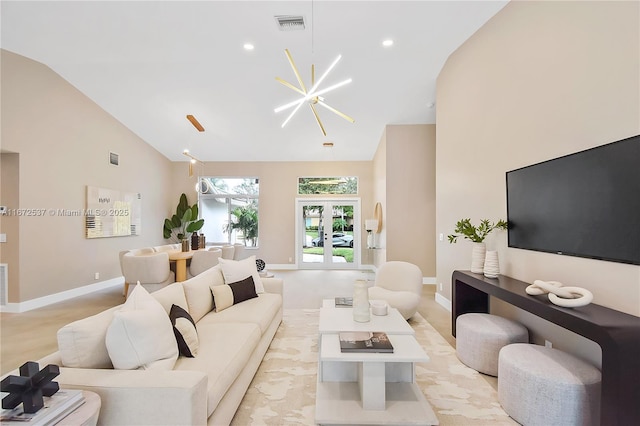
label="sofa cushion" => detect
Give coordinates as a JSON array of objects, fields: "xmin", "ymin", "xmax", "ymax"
[
  {"xmin": 173, "ymin": 321, "xmax": 261, "ymax": 416},
  {"xmin": 105, "ymin": 285, "xmax": 178, "ymax": 370},
  {"xmin": 218, "ymin": 255, "xmax": 265, "ymax": 294},
  {"xmin": 182, "ymin": 265, "xmax": 224, "ymax": 323},
  {"xmin": 210, "ymin": 276, "xmax": 258, "ymax": 312},
  {"xmin": 57, "ymin": 305, "xmax": 120, "ymax": 368},
  {"xmin": 169, "ymin": 304, "xmax": 199, "ymax": 357},
  {"xmin": 198, "ymin": 292, "xmax": 282, "ymax": 334},
  {"xmin": 151, "ymin": 282, "xmax": 188, "ymax": 315}
]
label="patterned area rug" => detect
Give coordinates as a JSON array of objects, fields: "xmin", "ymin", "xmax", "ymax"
[{"xmin": 231, "ymin": 309, "xmax": 516, "ymax": 425}]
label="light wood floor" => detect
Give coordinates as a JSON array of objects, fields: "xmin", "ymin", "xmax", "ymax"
[{"xmin": 1, "ymin": 272, "xmax": 455, "ymax": 375}]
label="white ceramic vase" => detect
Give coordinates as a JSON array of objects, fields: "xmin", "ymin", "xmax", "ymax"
[
  {"xmin": 483, "ymin": 250, "xmax": 500, "ymax": 278},
  {"xmin": 352, "ymin": 279, "xmax": 370, "ymax": 322},
  {"xmin": 471, "ymin": 242, "xmax": 486, "ymax": 274}
]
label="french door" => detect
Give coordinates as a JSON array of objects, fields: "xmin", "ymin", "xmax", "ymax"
[{"xmin": 296, "ymin": 199, "xmax": 360, "ymax": 269}]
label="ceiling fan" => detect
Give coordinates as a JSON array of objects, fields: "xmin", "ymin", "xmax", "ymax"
[{"xmin": 275, "ymin": 49, "xmax": 354, "ymax": 136}]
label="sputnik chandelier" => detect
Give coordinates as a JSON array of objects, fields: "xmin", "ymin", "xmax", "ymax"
[{"xmin": 274, "ymin": 49, "xmax": 354, "ymax": 136}]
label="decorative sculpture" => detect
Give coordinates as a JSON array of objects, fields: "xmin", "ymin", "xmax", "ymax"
[
  {"xmin": 525, "ymin": 280, "xmax": 593, "ymax": 308},
  {"xmin": 1, "ymin": 362, "xmax": 60, "ymax": 413}
]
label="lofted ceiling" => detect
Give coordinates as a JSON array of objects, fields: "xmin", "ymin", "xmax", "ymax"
[{"xmin": 1, "ymin": 1, "xmax": 508, "ymax": 162}]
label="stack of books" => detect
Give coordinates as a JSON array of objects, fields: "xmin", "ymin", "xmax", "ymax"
[
  {"xmin": 1, "ymin": 389, "xmax": 85, "ymax": 425},
  {"xmin": 339, "ymin": 331, "xmax": 394, "ymax": 353},
  {"xmin": 334, "ymin": 297, "xmax": 353, "ymax": 307}
]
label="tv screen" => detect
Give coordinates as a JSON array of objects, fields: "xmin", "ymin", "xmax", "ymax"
[{"xmin": 506, "ymin": 135, "xmax": 640, "ymax": 265}]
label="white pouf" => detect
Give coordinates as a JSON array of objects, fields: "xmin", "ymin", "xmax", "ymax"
[
  {"xmin": 498, "ymin": 344, "xmax": 601, "ymax": 426},
  {"xmin": 455, "ymin": 313, "xmax": 528, "ymax": 376}
]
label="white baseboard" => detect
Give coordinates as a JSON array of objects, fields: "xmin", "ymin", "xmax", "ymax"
[
  {"xmin": 0, "ymin": 277, "xmax": 123, "ymax": 313},
  {"xmin": 435, "ymin": 292, "xmax": 452, "ymax": 312},
  {"xmin": 423, "ymin": 277, "xmax": 436, "ymax": 285}
]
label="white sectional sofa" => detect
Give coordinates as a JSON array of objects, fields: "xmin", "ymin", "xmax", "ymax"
[{"xmin": 35, "ymin": 261, "xmax": 283, "ymax": 425}]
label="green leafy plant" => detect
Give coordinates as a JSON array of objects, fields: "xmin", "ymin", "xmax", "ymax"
[
  {"xmin": 163, "ymin": 193, "xmax": 204, "ymax": 242},
  {"xmin": 448, "ymin": 218, "xmax": 508, "ymax": 243},
  {"xmin": 223, "ymin": 204, "xmax": 258, "ymax": 246}
]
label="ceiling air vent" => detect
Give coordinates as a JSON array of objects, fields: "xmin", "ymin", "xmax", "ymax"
[{"xmin": 275, "ymin": 15, "xmax": 305, "ymax": 31}]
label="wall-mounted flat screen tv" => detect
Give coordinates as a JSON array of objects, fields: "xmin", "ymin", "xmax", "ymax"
[{"xmin": 506, "ymin": 135, "xmax": 640, "ymax": 265}]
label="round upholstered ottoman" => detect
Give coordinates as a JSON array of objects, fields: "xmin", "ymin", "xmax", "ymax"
[
  {"xmin": 455, "ymin": 313, "xmax": 528, "ymax": 376},
  {"xmin": 498, "ymin": 344, "xmax": 601, "ymax": 426}
]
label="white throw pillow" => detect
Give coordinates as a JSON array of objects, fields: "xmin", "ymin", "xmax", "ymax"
[
  {"xmin": 105, "ymin": 284, "xmax": 178, "ymax": 370},
  {"xmin": 218, "ymin": 255, "xmax": 265, "ymax": 293}
]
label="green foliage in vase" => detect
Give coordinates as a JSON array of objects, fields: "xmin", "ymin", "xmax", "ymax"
[
  {"xmin": 447, "ymin": 218, "xmax": 508, "ymax": 243},
  {"xmin": 163, "ymin": 193, "xmax": 204, "ymax": 242}
]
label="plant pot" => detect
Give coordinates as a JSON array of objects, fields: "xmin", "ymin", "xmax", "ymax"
[{"xmin": 471, "ymin": 242, "xmax": 486, "ymax": 274}]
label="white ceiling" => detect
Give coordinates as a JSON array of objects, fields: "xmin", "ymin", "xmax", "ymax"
[{"xmin": 1, "ymin": 1, "xmax": 508, "ymax": 162}]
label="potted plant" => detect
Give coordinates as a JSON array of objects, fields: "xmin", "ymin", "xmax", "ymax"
[
  {"xmin": 163, "ymin": 193, "xmax": 204, "ymax": 250},
  {"xmin": 448, "ymin": 219, "xmax": 508, "ymax": 274}
]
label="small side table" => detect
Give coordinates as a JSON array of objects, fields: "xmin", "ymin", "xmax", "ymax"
[{"xmin": 56, "ymin": 391, "xmax": 101, "ymax": 426}]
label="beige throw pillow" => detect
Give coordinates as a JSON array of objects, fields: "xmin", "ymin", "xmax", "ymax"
[
  {"xmin": 218, "ymin": 255, "xmax": 265, "ymax": 293},
  {"xmin": 105, "ymin": 284, "xmax": 178, "ymax": 370}
]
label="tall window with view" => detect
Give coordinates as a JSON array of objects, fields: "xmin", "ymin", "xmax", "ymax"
[{"xmin": 198, "ymin": 178, "xmax": 259, "ymax": 247}]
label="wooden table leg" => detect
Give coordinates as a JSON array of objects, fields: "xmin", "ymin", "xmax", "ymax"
[{"xmin": 174, "ymin": 259, "xmax": 187, "ymax": 282}]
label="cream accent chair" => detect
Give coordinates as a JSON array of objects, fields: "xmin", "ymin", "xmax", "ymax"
[
  {"xmin": 122, "ymin": 250, "xmax": 175, "ymax": 299},
  {"xmin": 153, "ymin": 244, "xmax": 179, "ymax": 252},
  {"xmin": 120, "ymin": 247, "xmax": 154, "ymax": 297},
  {"xmin": 187, "ymin": 247, "xmax": 222, "ymax": 279},
  {"xmin": 233, "ymin": 243, "xmax": 246, "ymax": 260},
  {"xmin": 368, "ymin": 261, "xmax": 422, "ymax": 320},
  {"xmin": 220, "ymin": 245, "xmax": 235, "ymax": 260}
]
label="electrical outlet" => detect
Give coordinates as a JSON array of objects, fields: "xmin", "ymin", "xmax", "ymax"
[
  {"xmin": 439, "ymin": 283, "xmax": 443, "ymax": 291},
  {"xmin": 94, "ymin": 272, "xmax": 100, "ymax": 280},
  {"xmin": 439, "ymin": 233, "xmax": 444, "ymax": 241},
  {"xmin": 545, "ymin": 340, "xmax": 552, "ymax": 348},
  {"xmin": 288, "ymin": 257, "xmax": 293, "ymax": 263}
]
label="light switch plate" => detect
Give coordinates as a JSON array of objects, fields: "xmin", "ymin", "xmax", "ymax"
[{"xmin": 0, "ymin": 233, "xmax": 6, "ymax": 243}]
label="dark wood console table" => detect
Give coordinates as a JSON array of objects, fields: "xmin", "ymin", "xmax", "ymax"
[{"xmin": 452, "ymin": 270, "xmax": 640, "ymax": 426}]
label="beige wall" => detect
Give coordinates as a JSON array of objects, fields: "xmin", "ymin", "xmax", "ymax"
[
  {"xmin": 169, "ymin": 161, "xmax": 374, "ymax": 266},
  {"xmin": 386, "ymin": 125, "xmax": 436, "ymax": 277},
  {"xmin": 436, "ymin": 1, "xmax": 639, "ymax": 365},
  {"xmin": 371, "ymin": 129, "xmax": 388, "ymax": 268},
  {"xmin": 0, "ymin": 50, "xmax": 173, "ymax": 302}
]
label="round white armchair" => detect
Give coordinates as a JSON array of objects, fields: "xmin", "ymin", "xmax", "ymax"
[{"xmin": 368, "ymin": 261, "xmax": 422, "ymax": 320}]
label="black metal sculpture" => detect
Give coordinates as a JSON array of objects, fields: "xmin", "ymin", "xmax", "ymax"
[{"xmin": 1, "ymin": 361, "xmax": 60, "ymax": 413}]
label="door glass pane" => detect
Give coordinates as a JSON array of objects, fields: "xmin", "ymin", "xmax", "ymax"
[
  {"xmin": 330, "ymin": 205, "xmax": 354, "ymax": 264},
  {"xmin": 302, "ymin": 205, "xmax": 325, "ymax": 263}
]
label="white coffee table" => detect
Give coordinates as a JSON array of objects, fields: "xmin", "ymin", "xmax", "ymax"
[{"xmin": 315, "ymin": 301, "xmax": 438, "ymax": 425}]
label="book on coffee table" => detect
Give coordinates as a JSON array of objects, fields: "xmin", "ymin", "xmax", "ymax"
[
  {"xmin": 339, "ymin": 331, "xmax": 394, "ymax": 353},
  {"xmin": 0, "ymin": 389, "xmax": 85, "ymax": 425},
  {"xmin": 334, "ymin": 297, "xmax": 353, "ymax": 307}
]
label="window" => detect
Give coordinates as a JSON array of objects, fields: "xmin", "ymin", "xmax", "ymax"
[
  {"xmin": 198, "ymin": 177, "xmax": 259, "ymax": 247},
  {"xmin": 298, "ymin": 177, "xmax": 358, "ymax": 195}
]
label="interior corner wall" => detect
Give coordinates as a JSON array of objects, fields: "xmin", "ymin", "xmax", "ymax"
[
  {"xmin": 0, "ymin": 153, "xmax": 20, "ymax": 300},
  {"xmin": 385, "ymin": 125, "xmax": 436, "ymax": 277},
  {"xmin": 371, "ymin": 129, "xmax": 387, "ymax": 268},
  {"xmin": 436, "ymin": 1, "xmax": 639, "ymax": 366},
  {"xmin": 1, "ymin": 49, "xmax": 172, "ymax": 302}
]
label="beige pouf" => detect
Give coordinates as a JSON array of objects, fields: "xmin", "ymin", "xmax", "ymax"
[
  {"xmin": 455, "ymin": 313, "xmax": 528, "ymax": 376},
  {"xmin": 498, "ymin": 344, "xmax": 601, "ymax": 426}
]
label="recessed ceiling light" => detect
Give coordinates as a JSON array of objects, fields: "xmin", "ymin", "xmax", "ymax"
[
  {"xmin": 243, "ymin": 43, "xmax": 255, "ymax": 51},
  {"xmin": 382, "ymin": 39, "xmax": 394, "ymax": 47}
]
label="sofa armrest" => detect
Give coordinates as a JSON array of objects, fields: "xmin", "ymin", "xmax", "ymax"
[
  {"xmin": 261, "ymin": 277, "xmax": 283, "ymax": 295},
  {"xmin": 54, "ymin": 367, "xmax": 208, "ymax": 425}
]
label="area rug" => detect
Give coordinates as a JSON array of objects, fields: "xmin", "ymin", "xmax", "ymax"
[{"xmin": 231, "ymin": 309, "xmax": 516, "ymax": 425}]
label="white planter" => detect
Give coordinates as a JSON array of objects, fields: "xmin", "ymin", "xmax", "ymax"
[
  {"xmin": 483, "ymin": 250, "xmax": 500, "ymax": 278},
  {"xmin": 471, "ymin": 242, "xmax": 486, "ymax": 274}
]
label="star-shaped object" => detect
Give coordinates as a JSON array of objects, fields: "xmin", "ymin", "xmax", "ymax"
[{"xmin": 275, "ymin": 49, "xmax": 354, "ymax": 136}]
